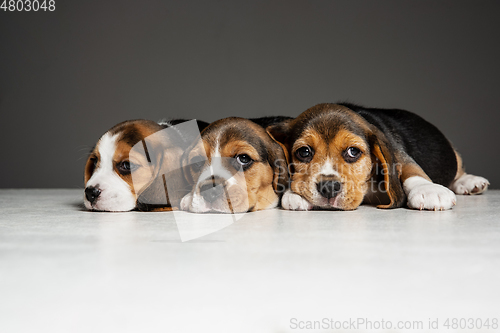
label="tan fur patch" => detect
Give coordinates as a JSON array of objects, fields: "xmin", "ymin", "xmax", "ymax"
[
  {"xmin": 400, "ymin": 163, "xmax": 431, "ymax": 183},
  {"xmin": 220, "ymin": 140, "xmax": 259, "ymax": 162},
  {"xmin": 453, "ymin": 149, "xmax": 465, "ymax": 180}
]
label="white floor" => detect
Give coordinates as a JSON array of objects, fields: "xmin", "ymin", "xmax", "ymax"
[{"xmin": 1, "ymin": 189, "xmax": 499, "ymax": 333}]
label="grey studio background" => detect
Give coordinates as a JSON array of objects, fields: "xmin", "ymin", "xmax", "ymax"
[{"xmin": 0, "ymin": 0, "xmax": 499, "ymax": 189}]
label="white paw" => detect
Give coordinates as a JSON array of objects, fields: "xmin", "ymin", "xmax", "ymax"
[
  {"xmin": 281, "ymin": 190, "xmax": 313, "ymax": 211},
  {"xmin": 450, "ymin": 174, "xmax": 489, "ymax": 195},
  {"xmin": 180, "ymin": 193, "xmax": 193, "ymax": 211},
  {"xmin": 407, "ymin": 183, "xmax": 456, "ymax": 211}
]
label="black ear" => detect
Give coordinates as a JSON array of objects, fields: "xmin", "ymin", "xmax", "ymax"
[{"xmin": 368, "ymin": 129, "xmax": 406, "ymax": 209}]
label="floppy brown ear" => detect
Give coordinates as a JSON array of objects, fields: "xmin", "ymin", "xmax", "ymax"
[
  {"xmin": 84, "ymin": 151, "xmax": 96, "ymax": 185},
  {"xmin": 368, "ymin": 130, "xmax": 406, "ymax": 209},
  {"xmin": 265, "ymin": 121, "xmax": 293, "ymax": 195},
  {"xmin": 265, "ymin": 138, "xmax": 289, "ymax": 195},
  {"xmin": 266, "ymin": 120, "xmax": 293, "ymax": 162}
]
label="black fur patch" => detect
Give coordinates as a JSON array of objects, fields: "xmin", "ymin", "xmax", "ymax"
[
  {"xmin": 339, "ymin": 102, "xmax": 457, "ymax": 186},
  {"xmin": 164, "ymin": 119, "xmax": 210, "ymax": 132},
  {"xmin": 249, "ymin": 116, "xmax": 293, "ymax": 128}
]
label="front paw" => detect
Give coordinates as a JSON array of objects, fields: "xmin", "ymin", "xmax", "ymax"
[
  {"xmin": 450, "ymin": 174, "xmax": 490, "ymax": 195},
  {"xmin": 407, "ymin": 183, "xmax": 456, "ymax": 211},
  {"xmin": 281, "ymin": 190, "xmax": 313, "ymax": 211},
  {"xmin": 180, "ymin": 193, "xmax": 193, "ymax": 211}
]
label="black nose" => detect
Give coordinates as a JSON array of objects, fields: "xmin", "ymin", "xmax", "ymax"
[
  {"xmin": 85, "ymin": 186, "xmax": 101, "ymax": 204},
  {"xmin": 200, "ymin": 182, "xmax": 224, "ymax": 203},
  {"xmin": 317, "ymin": 181, "xmax": 341, "ymax": 199}
]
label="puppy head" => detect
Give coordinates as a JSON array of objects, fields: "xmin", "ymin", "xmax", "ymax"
[
  {"xmin": 84, "ymin": 119, "xmax": 186, "ymax": 212},
  {"xmin": 180, "ymin": 117, "xmax": 288, "ymax": 213},
  {"xmin": 268, "ymin": 103, "xmax": 404, "ymax": 210}
]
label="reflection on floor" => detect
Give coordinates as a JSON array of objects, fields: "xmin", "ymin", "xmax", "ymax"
[{"xmin": 1, "ymin": 189, "xmax": 499, "ymax": 333}]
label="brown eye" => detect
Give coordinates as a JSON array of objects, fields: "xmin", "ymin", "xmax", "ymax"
[
  {"xmin": 295, "ymin": 146, "xmax": 314, "ymax": 163},
  {"xmin": 343, "ymin": 147, "xmax": 362, "ymax": 163},
  {"xmin": 231, "ymin": 154, "xmax": 253, "ymax": 171},
  {"xmin": 236, "ymin": 154, "xmax": 252, "ymax": 166},
  {"xmin": 118, "ymin": 161, "xmax": 138, "ymax": 175}
]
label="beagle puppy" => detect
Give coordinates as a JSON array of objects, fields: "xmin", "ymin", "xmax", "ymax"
[
  {"xmin": 84, "ymin": 119, "xmax": 208, "ymax": 212},
  {"xmin": 180, "ymin": 117, "xmax": 289, "ymax": 213},
  {"xmin": 267, "ymin": 103, "xmax": 489, "ymax": 211}
]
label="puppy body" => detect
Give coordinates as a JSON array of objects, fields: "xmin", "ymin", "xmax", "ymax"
[
  {"xmin": 269, "ymin": 103, "xmax": 489, "ymax": 211},
  {"xmin": 180, "ymin": 117, "xmax": 289, "ymax": 213}
]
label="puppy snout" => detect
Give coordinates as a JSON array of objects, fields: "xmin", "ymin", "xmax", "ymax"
[
  {"xmin": 85, "ymin": 186, "xmax": 101, "ymax": 204},
  {"xmin": 317, "ymin": 180, "xmax": 341, "ymax": 199},
  {"xmin": 199, "ymin": 181, "xmax": 225, "ymax": 203}
]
